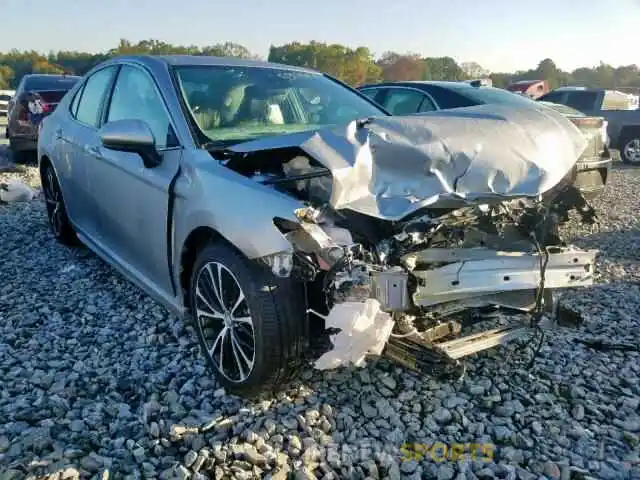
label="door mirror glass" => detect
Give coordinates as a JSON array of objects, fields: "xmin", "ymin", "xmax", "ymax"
[{"xmin": 99, "ymin": 119, "xmax": 161, "ymax": 168}]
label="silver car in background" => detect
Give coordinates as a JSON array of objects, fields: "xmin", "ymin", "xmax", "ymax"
[{"xmin": 38, "ymin": 55, "xmax": 598, "ymax": 397}]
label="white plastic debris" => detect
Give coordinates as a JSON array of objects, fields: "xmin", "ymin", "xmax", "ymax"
[
  {"xmin": 312, "ymin": 299, "xmax": 395, "ymax": 370},
  {"xmin": 0, "ymin": 180, "xmax": 36, "ymax": 203}
]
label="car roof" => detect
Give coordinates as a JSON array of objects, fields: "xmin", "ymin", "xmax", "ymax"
[
  {"xmin": 358, "ymin": 80, "xmax": 476, "ymax": 89},
  {"xmin": 108, "ymin": 54, "xmax": 321, "ymax": 75}
]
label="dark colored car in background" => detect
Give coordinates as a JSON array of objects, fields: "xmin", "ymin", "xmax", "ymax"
[
  {"xmin": 357, "ymin": 81, "xmax": 612, "ymax": 200},
  {"xmin": 6, "ymin": 73, "xmax": 81, "ymax": 162},
  {"xmin": 537, "ymin": 88, "xmax": 640, "ymax": 164}
]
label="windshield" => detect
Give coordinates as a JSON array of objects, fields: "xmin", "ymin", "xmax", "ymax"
[
  {"xmin": 457, "ymin": 86, "xmax": 541, "ymax": 107},
  {"xmin": 173, "ymin": 65, "xmax": 385, "ymax": 145}
]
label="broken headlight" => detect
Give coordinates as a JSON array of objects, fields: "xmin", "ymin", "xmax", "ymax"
[{"xmin": 259, "ymin": 252, "xmax": 294, "ymax": 278}]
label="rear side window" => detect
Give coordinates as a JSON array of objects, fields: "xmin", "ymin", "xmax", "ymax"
[
  {"xmin": 425, "ymin": 86, "xmax": 477, "ymax": 109},
  {"xmin": 383, "ymin": 89, "xmax": 427, "ymax": 115},
  {"xmin": 74, "ymin": 67, "xmax": 116, "ymax": 127},
  {"xmin": 70, "ymin": 86, "xmax": 83, "ymax": 117},
  {"xmin": 360, "ymin": 88, "xmax": 385, "ymax": 103},
  {"xmin": 564, "ymin": 91, "xmax": 598, "ymax": 112}
]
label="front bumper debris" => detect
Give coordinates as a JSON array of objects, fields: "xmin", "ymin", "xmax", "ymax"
[{"xmin": 313, "ymin": 245, "xmax": 597, "ymax": 371}]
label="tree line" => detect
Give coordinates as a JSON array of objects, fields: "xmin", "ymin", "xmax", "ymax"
[{"xmin": 1, "ymin": 38, "xmax": 639, "ymax": 92}]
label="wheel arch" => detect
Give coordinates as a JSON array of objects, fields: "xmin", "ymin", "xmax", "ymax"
[{"xmin": 178, "ymin": 225, "xmax": 242, "ymax": 312}]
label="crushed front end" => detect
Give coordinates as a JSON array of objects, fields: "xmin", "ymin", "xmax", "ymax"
[
  {"xmin": 221, "ymin": 104, "xmax": 600, "ymax": 375},
  {"xmin": 280, "ymin": 195, "xmax": 597, "ymax": 375}
]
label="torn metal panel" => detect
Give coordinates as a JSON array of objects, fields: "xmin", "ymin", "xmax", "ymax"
[
  {"xmin": 312, "ymin": 299, "xmax": 395, "ymax": 370},
  {"xmin": 229, "ymin": 104, "xmax": 588, "ymax": 220},
  {"xmin": 410, "ymin": 247, "xmax": 597, "ymax": 307}
]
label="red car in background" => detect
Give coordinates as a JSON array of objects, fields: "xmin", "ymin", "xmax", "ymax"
[
  {"xmin": 5, "ymin": 73, "xmax": 80, "ymax": 162},
  {"xmin": 506, "ymin": 79, "xmax": 550, "ymax": 99}
]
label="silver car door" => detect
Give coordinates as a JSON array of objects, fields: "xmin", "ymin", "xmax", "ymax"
[
  {"xmin": 87, "ymin": 64, "xmax": 181, "ymax": 298},
  {"xmin": 60, "ymin": 66, "xmax": 118, "ymax": 238}
]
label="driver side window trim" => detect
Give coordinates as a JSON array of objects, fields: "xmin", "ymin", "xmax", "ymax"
[{"xmin": 102, "ymin": 62, "xmax": 182, "ymax": 151}]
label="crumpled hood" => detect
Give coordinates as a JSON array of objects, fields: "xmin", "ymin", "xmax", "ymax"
[{"xmin": 229, "ymin": 103, "xmax": 587, "ymax": 221}]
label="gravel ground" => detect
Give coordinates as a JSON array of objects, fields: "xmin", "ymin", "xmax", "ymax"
[{"xmin": 1, "ymin": 163, "xmax": 640, "ymax": 480}]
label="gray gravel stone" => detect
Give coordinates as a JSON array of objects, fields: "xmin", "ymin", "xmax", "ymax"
[{"xmin": 2, "ymin": 165, "xmax": 640, "ymax": 479}]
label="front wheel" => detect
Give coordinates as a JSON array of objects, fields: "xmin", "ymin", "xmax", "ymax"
[
  {"xmin": 41, "ymin": 162, "xmax": 78, "ymax": 246},
  {"xmin": 189, "ymin": 241, "xmax": 307, "ymax": 398},
  {"xmin": 621, "ymin": 136, "xmax": 640, "ymax": 165}
]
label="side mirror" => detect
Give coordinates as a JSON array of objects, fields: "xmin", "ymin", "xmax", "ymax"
[{"xmin": 99, "ymin": 119, "xmax": 162, "ymax": 168}]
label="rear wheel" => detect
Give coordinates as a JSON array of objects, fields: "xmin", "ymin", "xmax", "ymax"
[
  {"xmin": 621, "ymin": 136, "xmax": 640, "ymax": 165},
  {"xmin": 8, "ymin": 138, "xmax": 32, "ymax": 164},
  {"xmin": 190, "ymin": 241, "xmax": 307, "ymax": 398},
  {"xmin": 41, "ymin": 162, "xmax": 78, "ymax": 246}
]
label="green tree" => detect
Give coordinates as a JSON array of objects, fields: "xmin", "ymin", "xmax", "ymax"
[
  {"xmin": 268, "ymin": 41, "xmax": 380, "ymax": 85},
  {"xmin": 0, "ymin": 65, "xmax": 15, "ymax": 89},
  {"xmin": 377, "ymin": 52, "xmax": 428, "ymax": 81},
  {"xmin": 31, "ymin": 59, "xmax": 64, "ymax": 75},
  {"xmin": 424, "ymin": 57, "xmax": 466, "ymax": 81}
]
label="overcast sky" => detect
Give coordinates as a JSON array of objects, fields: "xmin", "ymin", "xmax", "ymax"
[{"xmin": 1, "ymin": 0, "xmax": 638, "ymax": 72}]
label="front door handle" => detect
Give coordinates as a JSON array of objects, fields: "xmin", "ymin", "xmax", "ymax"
[{"xmin": 85, "ymin": 145, "xmax": 101, "ymax": 156}]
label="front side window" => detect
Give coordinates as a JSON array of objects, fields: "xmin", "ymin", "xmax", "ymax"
[
  {"xmin": 383, "ymin": 89, "xmax": 427, "ymax": 115},
  {"xmin": 106, "ymin": 65, "xmax": 177, "ymax": 149},
  {"xmin": 173, "ymin": 65, "xmax": 386, "ymax": 145},
  {"xmin": 75, "ymin": 67, "xmax": 116, "ymax": 127}
]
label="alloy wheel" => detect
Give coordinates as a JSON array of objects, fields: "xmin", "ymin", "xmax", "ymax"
[
  {"xmin": 623, "ymin": 138, "xmax": 640, "ymax": 164},
  {"xmin": 42, "ymin": 165, "xmax": 64, "ymax": 237},
  {"xmin": 194, "ymin": 261, "xmax": 256, "ymax": 383}
]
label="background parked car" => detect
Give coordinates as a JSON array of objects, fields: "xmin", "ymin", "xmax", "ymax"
[
  {"xmin": 6, "ymin": 74, "xmax": 80, "ymax": 162},
  {"xmin": 0, "ymin": 89, "xmax": 15, "ymax": 117},
  {"xmin": 537, "ymin": 88, "xmax": 640, "ymax": 164},
  {"xmin": 357, "ymin": 81, "xmax": 611, "ymax": 200},
  {"xmin": 506, "ymin": 79, "xmax": 550, "ymax": 98}
]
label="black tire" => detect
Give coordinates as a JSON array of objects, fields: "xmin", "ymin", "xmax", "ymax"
[
  {"xmin": 620, "ymin": 134, "xmax": 640, "ymax": 165},
  {"xmin": 189, "ymin": 241, "xmax": 307, "ymax": 398},
  {"xmin": 41, "ymin": 162, "xmax": 78, "ymax": 246},
  {"xmin": 8, "ymin": 139, "xmax": 32, "ymax": 164}
]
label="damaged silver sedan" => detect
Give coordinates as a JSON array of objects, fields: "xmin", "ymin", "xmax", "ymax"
[{"xmin": 37, "ymin": 55, "xmax": 598, "ymax": 397}]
